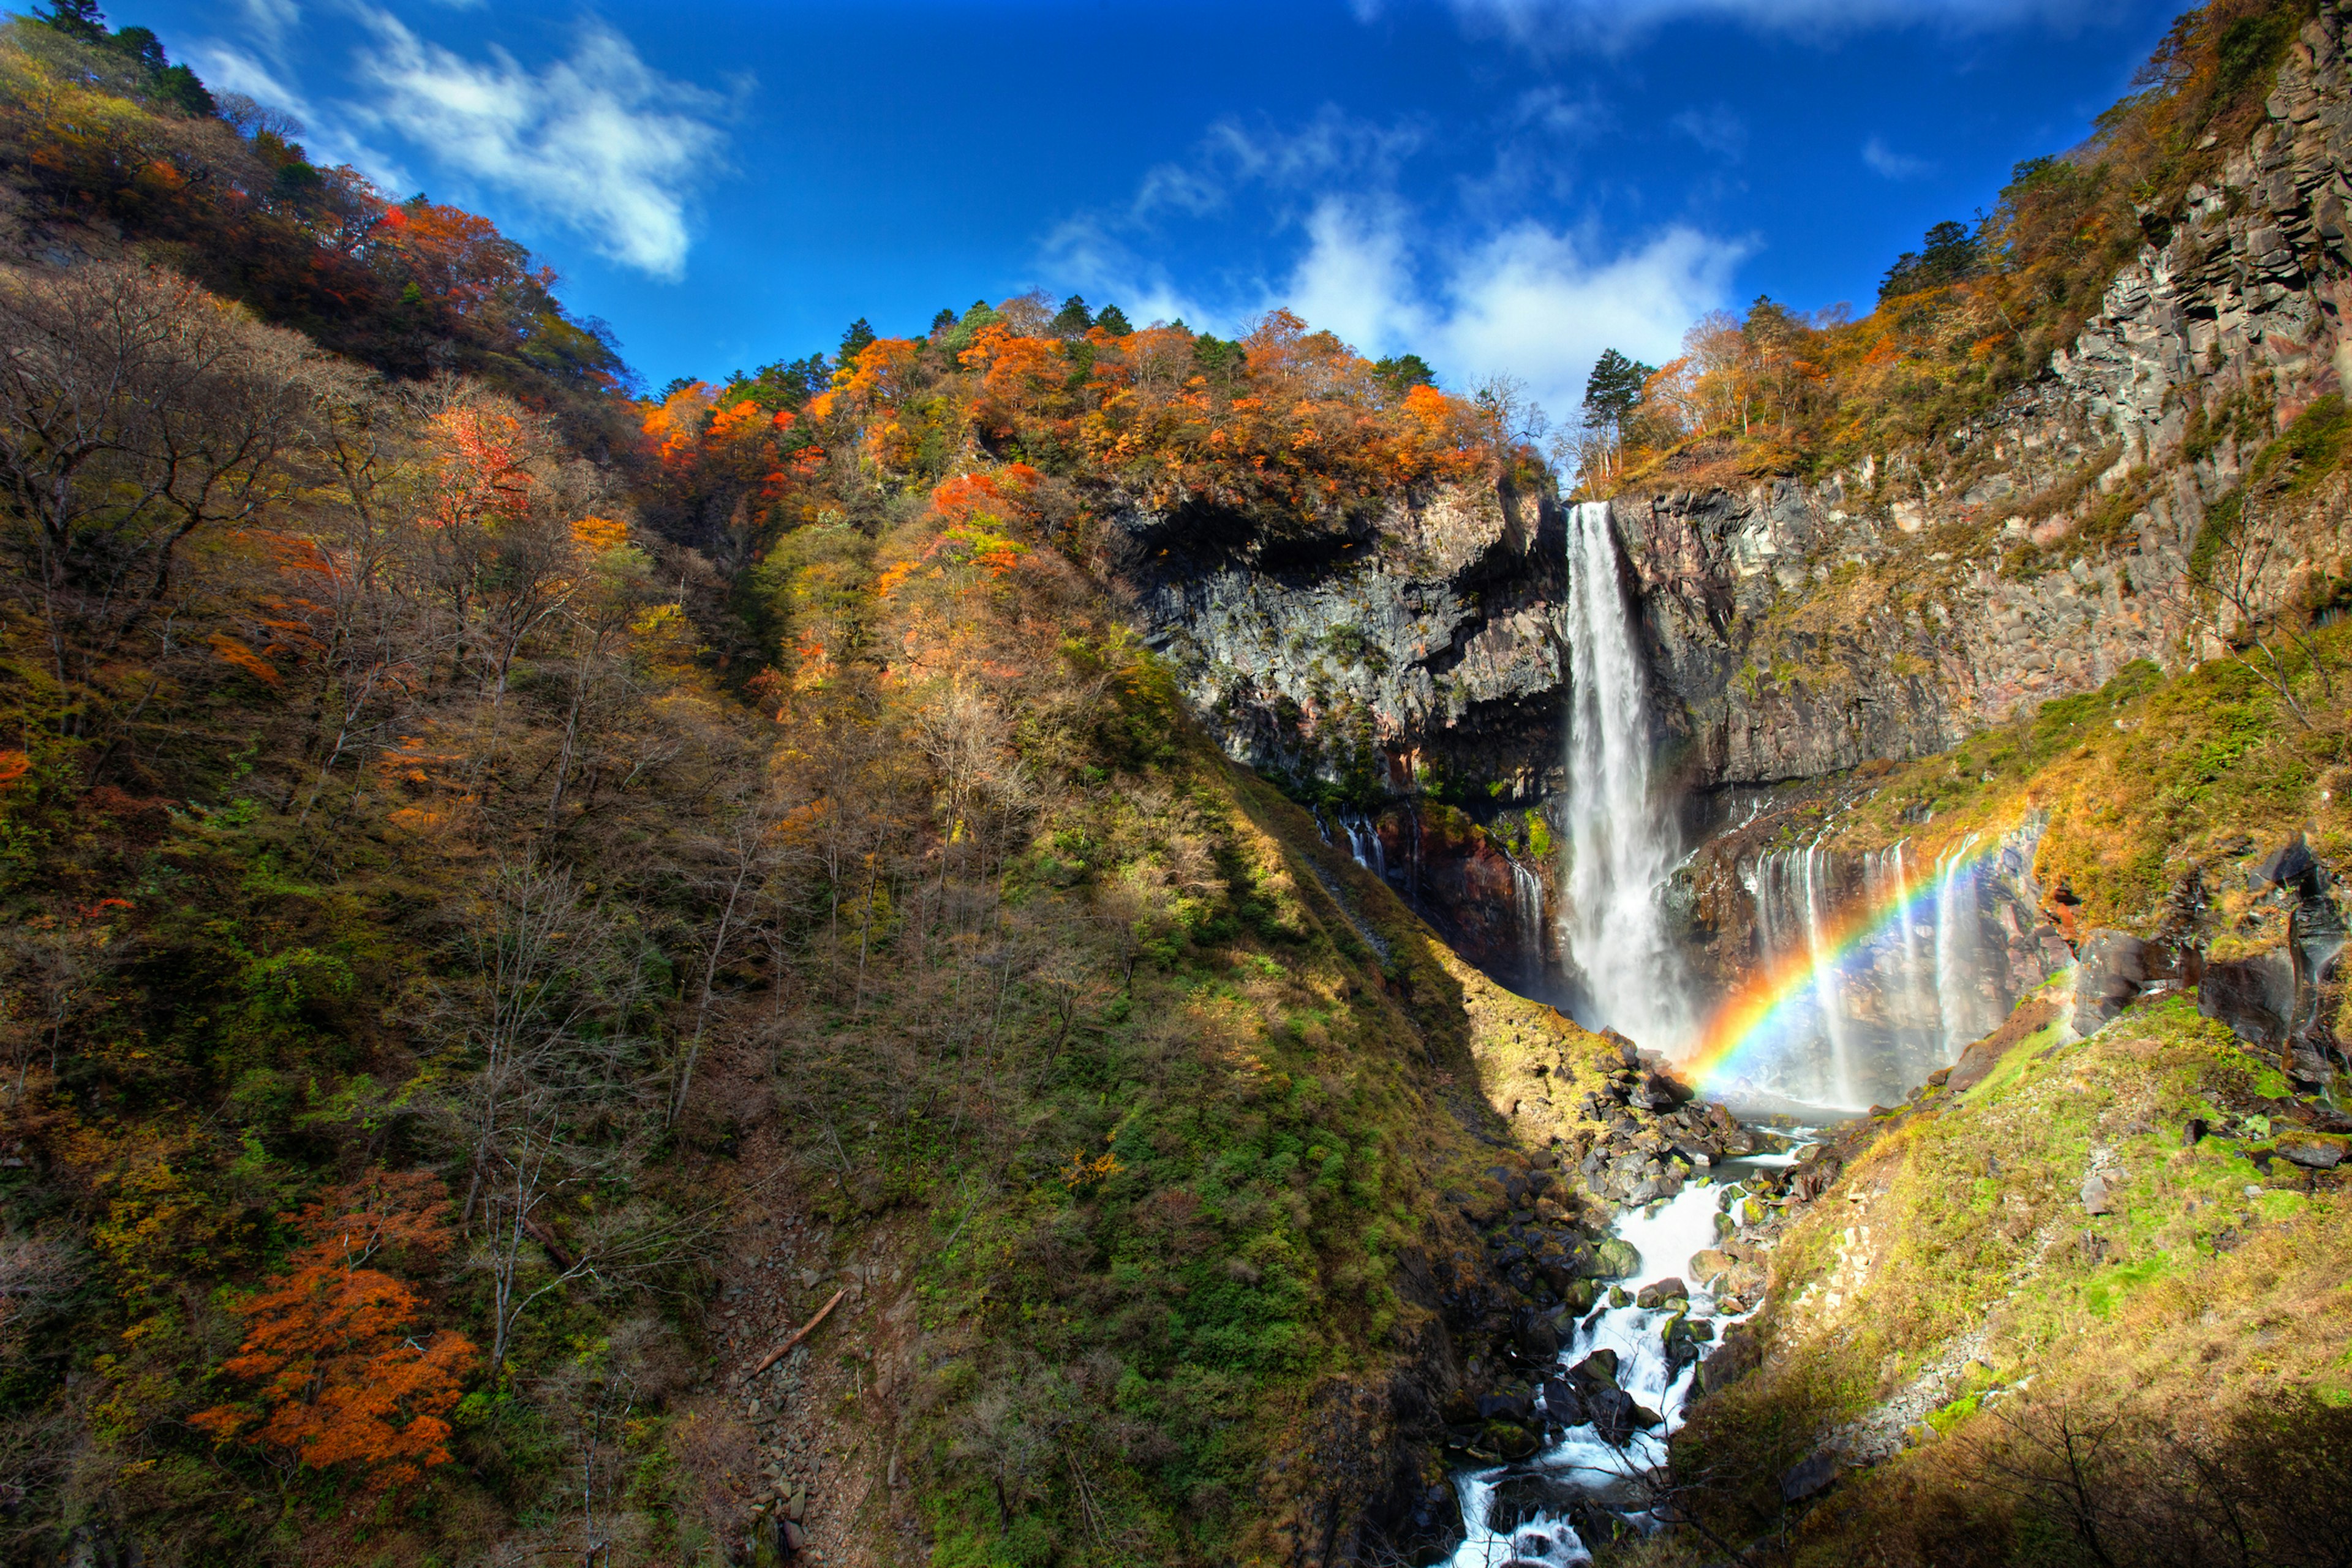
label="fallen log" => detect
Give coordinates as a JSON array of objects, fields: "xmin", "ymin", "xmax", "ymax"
[{"xmin": 742, "ymin": 1288, "xmax": 847, "ymax": 1379}]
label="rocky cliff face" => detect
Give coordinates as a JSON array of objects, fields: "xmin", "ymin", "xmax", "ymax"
[
  {"xmin": 1627, "ymin": 2, "xmax": 2352, "ymax": 787},
  {"xmin": 1105, "ymin": 481, "xmax": 1567, "ymax": 804}
]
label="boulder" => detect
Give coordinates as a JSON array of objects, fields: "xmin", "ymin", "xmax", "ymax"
[
  {"xmin": 1635, "ymin": 1277, "xmax": 1687, "ymax": 1310},
  {"xmin": 1480, "ymin": 1420, "xmax": 1542, "ymax": 1461},
  {"xmin": 1484, "ymin": 1471, "xmax": 1586, "ymax": 1533},
  {"xmin": 1580, "ymin": 1238, "xmax": 1640, "ymax": 1279},
  {"xmin": 2249, "ymin": 833, "xmax": 2322, "ymax": 895},
  {"xmin": 1477, "ymin": 1390, "xmax": 1534, "ymax": 1424},
  {"xmin": 2200, "ymin": 951, "xmax": 2296, "ymax": 1046},
  {"xmin": 2273, "ymin": 1131, "xmax": 2348, "ymax": 1169},
  {"xmin": 1779, "ymin": 1450, "xmax": 1841, "ymax": 1502},
  {"xmin": 2081, "ymin": 1171, "xmax": 2119, "ymax": 1215},
  {"xmin": 1569, "ymin": 1349, "xmax": 1620, "ymax": 1389},
  {"xmin": 1542, "ymin": 1378, "xmax": 1585, "ymax": 1427},
  {"xmin": 1586, "ymin": 1385, "xmax": 1639, "ymax": 1445},
  {"xmin": 2071, "ymin": 930, "xmax": 2149, "ymax": 1035},
  {"xmin": 1513, "ymin": 1313, "xmax": 1561, "ymax": 1359}
]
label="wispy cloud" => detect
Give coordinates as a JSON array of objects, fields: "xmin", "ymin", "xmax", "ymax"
[
  {"xmin": 1671, "ymin": 104, "xmax": 1747, "ymax": 159},
  {"xmin": 1861, "ymin": 134, "xmax": 1931, "ymax": 178},
  {"xmin": 345, "ymin": 10, "xmax": 733, "ymax": 279},
  {"xmin": 1042, "ymin": 108, "xmax": 1744, "ymax": 427},
  {"xmin": 1431, "ymin": 0, "xmax": 2078, "ymax": 54}
]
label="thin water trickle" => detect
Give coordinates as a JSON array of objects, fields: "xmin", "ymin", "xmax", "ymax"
[
  {"xmin": 1559, "ymin": 500, "xmax": 1689, "ymax": 1054},
  {"xmin": 1799, "ymin": 842, "xmax": 1857, "ymax": 1107}
]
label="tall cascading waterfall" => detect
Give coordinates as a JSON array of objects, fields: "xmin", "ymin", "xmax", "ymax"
[{"xmin": 1559, "ymin": 500, "xmax": 1691, "ymax": 1053}]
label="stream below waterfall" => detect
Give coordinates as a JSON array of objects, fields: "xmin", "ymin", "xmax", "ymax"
[{"xmin": 1444, "ymin": 1143, "xmax": 1803, "ymax": 1567}]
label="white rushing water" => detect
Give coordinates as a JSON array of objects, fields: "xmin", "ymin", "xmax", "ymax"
[
  {"xmin": 1444, "ymin": 1148, "xmax": 1800, "ymax": 1567},
  {"xmin": 1506, "ymin": 854, "xmax": 1547, "ymax": 953},
  {"xmin": 1737, "ymin": 834, "xmax": 2012, "ymax": 1110},
  {"xmin": 1934, "ymin": 834, "xmax": 1986, "ymax": 1057},
  {"xmin": 1559, "ymin": 500, "xmax": 1690, "ymax": 1054}
]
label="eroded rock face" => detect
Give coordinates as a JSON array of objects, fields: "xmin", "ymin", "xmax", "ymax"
[
  {"xmin": 1105, "ymin": 480, "xmax": 1567, "ymax": 802},
  {"xmin": 1618, "ymin": 7, "xmax": 2352, "ymax": 788}
]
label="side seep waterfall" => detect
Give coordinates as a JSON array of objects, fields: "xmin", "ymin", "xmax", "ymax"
[{"xmin": 1716, "ymin": 833, "xmax": 2026, "ymax": 1110}]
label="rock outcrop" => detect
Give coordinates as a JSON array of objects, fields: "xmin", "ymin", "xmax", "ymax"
[
  {"xmin": 1106, "ymin": 480, "xmax": 1566, "ymax": 802},
  {"xmin": 1621, "ymin": 4, "xmax": 2352, "ymax": 786}
]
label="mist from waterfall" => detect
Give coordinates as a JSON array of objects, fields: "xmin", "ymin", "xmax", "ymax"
[{"xmin": 1559, "ymin": 500, "xmax": 1691, "ymax": 1054}]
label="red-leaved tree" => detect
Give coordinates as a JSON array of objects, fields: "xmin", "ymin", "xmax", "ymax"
[{"xmin": 192, "ymin": 1170, "xmax": 476, "ymax": 1491}]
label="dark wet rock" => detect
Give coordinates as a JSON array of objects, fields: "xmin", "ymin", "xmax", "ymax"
[
  {"xmin": 1586, "ymin": 1385, "xmax": 1639, "ymax": 1446},
  {"xmin": 1579, "ymin": 1238, "xmax": 1639, "ymax": 1279},
  {"xmin": 1634, "ymin": 1277, "xmax": 1687, "ymax": 1310},
  {"xmin": 1542, "ymin": 1378, "xmax": 1585, "ymax": 1428},
  {"xmin": 1695, "ymin": 1323, "xmax": 1760, "ymax": 1393},
  {"xmin": 1485, "ymin": 1472, "xmax": 1584, "ymax": 1534},
  {"xmin": 2274, "ymin": 1131, "xmax": 2348, "ymax": 1169},
  {"xmin": 1481, "ymin": 1420, "xmax": 1542, "ymax": 1461},
  {"xmin": 2250, "ymin": 833, "xmax": 2323, "ymax": 895},
  {"xmin": 1780, "ymin": 1450, "xmax": 1841, "ymax": 1502},
  {"xmin": 1569, "ymin": 1349, "xmax": 1620, "ymax": 1390},
  {"xmin": 2200, "ymin": 951, "xmax": 2297, "ymax": 1046},
  {"xmin": 1477, "ymin": 1389, "xmax": 1534, "ymax": 1424},
  {"xmin": 1513, "ymin": 1312, "xmax": 1561, "ymax": 1360},
  {"xmin": 1662, "ymin": 1313, "xmax": 1714, "ymax": 1372},
  {"xmin": 2073, "ymin": 930, "xmax": 2150, "ymax": 1034}
]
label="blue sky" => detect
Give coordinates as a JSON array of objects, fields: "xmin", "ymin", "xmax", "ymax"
[{"xmin": 137, "ymin": 0, "xmax": 2181, "ymax": 415}]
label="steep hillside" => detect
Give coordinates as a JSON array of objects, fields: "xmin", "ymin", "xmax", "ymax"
[{"xmin": 0, "ymin": 9, "xmax": 1678, "ymax": 1567}]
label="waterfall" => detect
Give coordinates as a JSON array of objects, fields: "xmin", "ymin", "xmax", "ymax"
[
  {"xmin": 1799, "ymin": 842, "xmax": 1857, "ymax": 1107},
  {"xmin": 1507, "ymin": 854, "xmax": 1546, "ymax": 951},
  {"xmin": 1935, "ymin": 833, "xmax": 1985, "ymax": 1057},
  {"xmin": 1332, "ymin": 815, "xmax": 1385, "ymax": 882},
  {"xmin": 1559, "ymin": 500, "xmax": 1689, "ymax": 1052},
  {"xmin": 1727, "ymin": 834, "xmax": 2009, "ymax": 1109}
]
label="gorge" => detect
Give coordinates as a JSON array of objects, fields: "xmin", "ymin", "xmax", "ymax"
[{"xmin": 3, "ymin": 1, "xmax": 2352, "ymax": 1566}]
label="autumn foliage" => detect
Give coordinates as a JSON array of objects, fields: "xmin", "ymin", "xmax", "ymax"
[
  {"xmin": 192, "ymin": 1172, "xmax": 475, "ymax": 1491},
  {"xmin": 1586, "ymin": 0, "xmax": 2316, "ymax": 494}
]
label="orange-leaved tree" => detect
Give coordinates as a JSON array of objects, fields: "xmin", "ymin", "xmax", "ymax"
[{"xmin": 192, "ymin": 1170, "xmax": 476, "ymax": 1491}]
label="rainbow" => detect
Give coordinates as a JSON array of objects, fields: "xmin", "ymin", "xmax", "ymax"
[{"xmin": 1673, "ymin": 835, "xmax": 2003, "ymax": 1099}]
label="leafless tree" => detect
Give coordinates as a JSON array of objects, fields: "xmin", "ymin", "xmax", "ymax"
[
  {"xmin": 435, "ymin": 859, "xmax": 659, "ymax": 1374},
  {"xmin": 0, "ymin": 262, "xmax": 330, "ymax": 710}
]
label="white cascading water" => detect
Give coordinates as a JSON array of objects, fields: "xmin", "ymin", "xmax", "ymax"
[
  {"xmin": 1935, "ymin": 834, "xmax": 1986, "ymax": 1057},
  {"xmin": 1560, "ymin": 500, "xmax": 1691, "ymax": 1054},
  {"xmin": 1508, "ymin": 854, "xmax": 1547, "ymax": 952},
  {"xmin": 1738, "ymin": 835, "xmax": 2002, "ymax": 1107},
  {"xmin": 1445, "ymin": 1146, "xmax": 1801, "ymax": 1566},
  {"xmin": 1798, "ymin": 842, "xmax": 1857, "ymax": 1107}
]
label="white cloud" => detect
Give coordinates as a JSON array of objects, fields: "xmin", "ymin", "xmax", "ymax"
[
  {"xmin": 186, "ymin": 40, "xmax": 412, "ymax": 187},
  {"xmin": 235, "ymin": 0, "xmax": 301, "ymax": 56},
  {"xmin": 1287, "ymin": 202, "xmax": 1745, "ymax": 420},
  {"xmin": 1043, "ymin": 111, "xmax": 1746, "ymax": 429},
  {"xmin": 347, "ymin": 9, "xmax": 732, "ymax": 280},
  {"xmin": 1861, "ymin": 135, "xmax": 1931, "ymax": 178}
]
